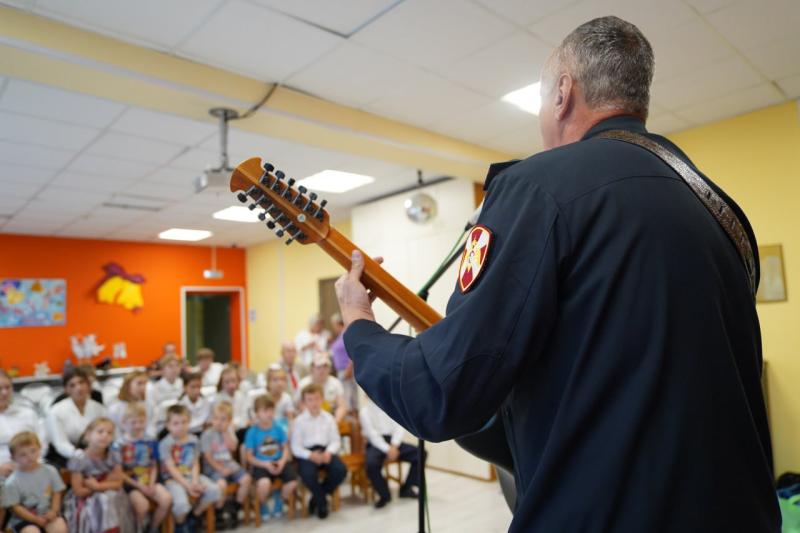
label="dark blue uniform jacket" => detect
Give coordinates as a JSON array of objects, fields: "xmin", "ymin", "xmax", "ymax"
[{"xmin": 344, "ymin": 115, "xmax": 780, "ymax": 532}]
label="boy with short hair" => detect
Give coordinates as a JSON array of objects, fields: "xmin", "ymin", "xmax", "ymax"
[
  {"xmin": 1, "ymin": 431, "xmax": 68, "ymax": 533},
  {"xmin": 159, "ymin": 404, "xmax": 222, "ymax": 533},
  {"xmin": 244, "ymin": 395, "xmax": 297, "ymax": 521},
  {"xmin": 195, "ymin": 348, "xmax": 224, "ymax": 389},
  {"xmin": 290, "ymin": 384, "xmax": 345, "ymax": 519},
  {"xmin": 200, "ymin": 401, "xmax": 251, "ymax": 529}
]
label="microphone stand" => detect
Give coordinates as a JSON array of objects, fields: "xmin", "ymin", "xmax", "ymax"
[{"xmin": 386, "ymin": 238, "xmax": 466, "ymax": 533}]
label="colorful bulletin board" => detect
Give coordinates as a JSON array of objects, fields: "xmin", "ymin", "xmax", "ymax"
[{"xmin": 0, "ymin": 278, "xmax": 66, "ymax": 328}]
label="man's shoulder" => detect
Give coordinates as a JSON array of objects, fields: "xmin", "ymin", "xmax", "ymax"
[{"xmin": 493, "ymin": 137, "xmax": 678, "ymax": 204}]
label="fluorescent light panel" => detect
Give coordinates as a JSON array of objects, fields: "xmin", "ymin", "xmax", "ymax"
[
  {"xmin": 158, "ymin": 228, "xmax": 212, "ymax": 241},
  {"xmin": 502, "ymin": 81, "xmax": 542, "ymax": 115},
  {"xmin": 297, "ymin": 170, "xmax": 374, "ymax": 194},
  {"xmin": 213, "ymin": 205, "xmax": 261, "ymax": 223}
]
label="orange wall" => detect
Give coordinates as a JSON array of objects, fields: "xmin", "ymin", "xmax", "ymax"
[{"xmin": 0, "ymin": 234, "xmax": 247, "ymax": 375}]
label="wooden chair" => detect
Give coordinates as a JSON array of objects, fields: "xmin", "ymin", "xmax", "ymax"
[
  {"xmin": 248, "ymin": 478, "xmax": 297, "ymax": 525},
  {"xmin": 338, "ymin": 418, "xmax": 371, "ymax": 502}
]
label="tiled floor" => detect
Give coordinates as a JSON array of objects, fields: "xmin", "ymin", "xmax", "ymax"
[{"xmin": 236, "ymin": 469, "xmax": 512, "ymax": 532}]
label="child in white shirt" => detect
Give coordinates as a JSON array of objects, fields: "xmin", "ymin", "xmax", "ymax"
[{"xmin": 178, "ymin": 373, "xmax": 210, "ymax": 436}]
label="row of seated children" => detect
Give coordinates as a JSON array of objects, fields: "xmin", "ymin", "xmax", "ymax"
[{"xmin": 4, "ymin": 392, "xmax": 291, "ymax": 533}]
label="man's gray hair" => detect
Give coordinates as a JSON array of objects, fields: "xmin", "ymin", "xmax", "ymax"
[{"xmin": 547, "ymin": 16, "xmax": 654, "ymax": 118}]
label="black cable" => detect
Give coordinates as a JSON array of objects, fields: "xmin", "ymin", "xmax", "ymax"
[{"xmin": 235, "ymin": 83, "xmax": 279, "ymax": 120}]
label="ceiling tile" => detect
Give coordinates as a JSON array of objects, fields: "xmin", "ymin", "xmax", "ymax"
[
  {"xmin": 439, "ymin": 31, "xmax": 551, "ymax": 98},
  {"xmin": 742, "ymin": 37, "xmax": 800, "ymax": 81},
  {"xmin": 529, "ymin": 0, "xmax": 697, "ymax": 46},
  {"xmin": 651, "ymin": 56, "xmax": 762, "ymax": 110},
  {"xmin": 110, "ymin": 108, "xmax": 217, "ymax": 145},
  {"xmin": 143, "ymin": 166, "xmax": 198, "ymax": 188},
  {"xmin": 484, "ymin": 124, "xmax": 543, "ymax": 157},
  {"xmin": 0, "ymin": 111, "xmax": 99, "ymax": 151},
  {"xmin": 706, "ymin": 0, "xmax": 800, "ymax": 51},
  {"xmin": 0, "ymin": 194, "xmax": 29, "ymax": 213},
  {"xmin": 177, "ymin": 0, "xmax": 343, "ymax": 81},
  {"xmin": 0, "ymin": 80, "xmax": 125, "ymax": 128},
  {"xmin": 122, "ymin": 180, "xmax": 194, "ymax": 201},
  {"xmin": 0, "ymin": 141, "xmax": 75, "ymax": 170},
  {"xmin": 428, "ymin": 101, "xmax": 540, "ymax": 145},
  {"xmin": 250, "ymin": 0, "xmax": 399, "ymax": 35},
  {"xmin": 7, "ymin": 210, "xmax": 77, "ymax": 225},
  {"xmin": 351, "ymin": 0, "xmax": 515, "ymax": 70},
  {"xmin": 87, "ymin": 132, "xmax": 186, "ymax": 165},
  {"xmin": 286, "ymin": 41, "xmax": 426, "ymax": 108},
  {"xmin": 33, "ymin": 0, "xmax": 225, "ymax": 49},
  {"xmin": 67, "ymin": 154, "xmax": 156, "ymax": 180},
  {"xmin": 0, "ymin": 222, "xmax": 58, "ymax": 236},
  {"xmin": 474, "ymin": 0, "xmax": 580, "ymax": 26},
  {"xmin": 683, "ymin": 0, "xmax": 737, "ymax": 13},
  {"xmin": 0, "ymin": 164, "xmax": 56, "ymax": 184},
  {"xmin": 169, "ymin": 148, "xmax": 221, "ymax": 171},
  {"xmin": 674, "ymin": 83, "xmax": 784, "ymax": 125},
  {"xmin": 34, "ymin": 186, "xmax": 109, "ymax": 213},
  {"xmin": 647, "ymin": 19, "xmax": 733, "ymax": 82},
  {"xmin": 363, "ymin": 72, "xmax": 489, "ymax": 128},
  {"xmin": 777, "ymin": 75, "xmax": 800, "ymax": 99},
  {"xmin": 646, "ymin": 112, "xmax": 693, "ymax": 134},
  {"xmin": 0, "ymin": 177, "xmax": 42, "ymax": 198},
  {"xmin": 51, "ymin": 172, "xmax": 135, "ymax": 193}
]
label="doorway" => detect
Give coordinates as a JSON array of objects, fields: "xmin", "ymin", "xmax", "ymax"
[
  {"xmin": 181, "ymin": 287, "xmax": 246, "ymax": 366},
  {"xmin": 318, "ymin": 277, "xmax": 340, "ymax": 330}
]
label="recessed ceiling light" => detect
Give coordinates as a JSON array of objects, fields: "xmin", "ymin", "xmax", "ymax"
[
  {"xmin": 297, "ymin": 170, "xmax": 374, "ymax": 194},
  {"xmin": 158, "ymin": 228, "xmax": 212, "ymax": 241},
  {"xmin": 501, "ymin": 81, "xmax": 542, "ymax": 115},
  {"xmin": 213, "ymin": 205, "xmax": 262, "ymax": 223}
]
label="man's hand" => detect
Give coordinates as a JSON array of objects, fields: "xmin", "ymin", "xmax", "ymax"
[
  {"xmin": 321, "ymin": 451, "xmax": 332, "ymax": 464},
  {"xmin": 386, "ymin": 445, "xmax": 400, "ymax": 463},
  {"xmin": 335, "ymin": 250, "xmax": 382, "ymax": 328}
]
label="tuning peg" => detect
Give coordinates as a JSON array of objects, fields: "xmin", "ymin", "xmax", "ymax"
[
  {"xmin": 303, "ymin": 192, "xmax": 318, "ymax": 213},
  {"xmin": 259, "ymin": 173, "xmax": 270, "ymax": 186},
  {"xmin": 285, "ymin": 234, "xmax": 298, "ymax": 245},
  {"xmin": 287, "ymin": 178, "xmax": 296, "ymax": 187},
  {"xmin": 248, "ymin": 203, "xmax": 258, "ymax": 211},
  {"xmin": 298, "ymin": 186, "xmax": 307, "ymax": 194},
  {"xmin": 292, "ymin": 192, "xmax": 304, "ymax": 206},
  {"xmin": 263, "ymin": 162, "xmax": 275, "ymax": 172},
  {"xmin": 284, "ymin": 222, "xmax": 296, "ymax": 235},
  {"xmin": 266, "ymin": 220, "xmax": 276, "ymax": 230},
  {"xmin": 275, "ymin": 228, "xmax": 285, "ymax": 238},
  {"xmin": 275, "ymin": 170, "xmax": 285, "ymax": 181},
  {"xmin": 237, "ymin": 192, "xmax": 248, "ymax": 203},
  {"xmin": 313, "ymin": 199, "xmax": 328, "ymax": 220},
  {"xmin": 274, "ymin": 213, "xmax": 287, "ymax": 225},
  {"xmin": 258, "ymin": 211, "xmax": 267, "ymax": 221}
]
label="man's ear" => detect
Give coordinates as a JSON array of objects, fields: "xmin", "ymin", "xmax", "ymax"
[{"xmin": 554, "ymin": 73, "xmax": 573, "ymax": 120}]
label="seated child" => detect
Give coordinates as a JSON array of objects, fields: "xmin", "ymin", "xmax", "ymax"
[
  {"xmin": 290, "ymin": 384, "xmax": 345, "ymax": 520},
  {"xmin": 178, "ymin": 373, "xmax": 210, "ymax": 436},
  {"xmin": 1, "ymin": 431, "xmax": 68, "ymax": 533},
  {"xmin": 151, "ymin": 355, "xmax": 184, "ymax": 433},
  {"xmin": 213, "ymin": 366, "xmax": 249, "ymax": 431},
  {"xmin": 266, "ymin": 365, "xmax": 295, "ymax": 430},
  {"xmin": 200, "ymin": 401, "xmax": 252, "ymax": 529},
  {"xmin": 244, "ymin": 395, "xmax": 297, "ymax": 522},
  {"xmin": 108, "ymin": 371, "xmax": 154, "ymax": 438},
  {"xmin": 116, "ymin": 402, "xmax": 172, "ymax": 532},
  {"xmin": 63, "ymin": 417, "xmax": 134, "ymax": 533},
  {"xmin": 195, "ymin": 348, "xmax": 224, "ymax": 390},
  {"xmin": 159, "ymin": 404, "xmax": 222, "ymax": 532}
]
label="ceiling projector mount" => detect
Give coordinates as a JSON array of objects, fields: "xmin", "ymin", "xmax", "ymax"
[
  {"xmin": 194, "ymin": 84, "xmax": 278, "ymax": 193},
  {"xmin": 194, "ymin": 107, "xmax": 239, "ymax": 193}
]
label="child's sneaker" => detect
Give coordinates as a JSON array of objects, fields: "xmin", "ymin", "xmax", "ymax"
[
  {"xmin": 260, "ymin": 502, "xmax": 271, "ymax": 523},
  {"xmin": 272, "ymin": 492, "xmax": 284, "ymax": 518}
]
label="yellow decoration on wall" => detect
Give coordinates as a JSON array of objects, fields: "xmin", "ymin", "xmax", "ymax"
[{"xmin": 96, "ymin": 263, "xmax": 145, "ymax": 312}]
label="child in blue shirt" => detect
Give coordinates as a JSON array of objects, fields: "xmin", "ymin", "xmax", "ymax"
[{"xmin": 244, "ymin": 395, "xmax": 297, "ymax": 520}]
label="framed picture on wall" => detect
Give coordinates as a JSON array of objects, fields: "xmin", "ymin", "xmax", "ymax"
[{"xmin": 756, "ymin": 244, "xmax": 787, "ymax": 303}]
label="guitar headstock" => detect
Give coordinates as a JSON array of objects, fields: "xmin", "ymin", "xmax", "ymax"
[{"xmin": 229, "ymin": 157, "xmax": 329, "ymax": 245}]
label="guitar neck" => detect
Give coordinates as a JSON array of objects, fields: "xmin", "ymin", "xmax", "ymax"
[{"xmin": 317, "ymin": 227, "xmax": 443, "ymax": 332}]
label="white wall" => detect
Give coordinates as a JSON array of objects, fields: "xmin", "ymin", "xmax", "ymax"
[{"xmin": 352, "ymin": 178, "xmax": 493, "ymax": 479}]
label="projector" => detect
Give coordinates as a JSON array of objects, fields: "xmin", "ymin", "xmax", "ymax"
[
  {"xmin": 194, "ymin": 167, "xmax": 234, "ymax": 193},
  {"xmin": 203, "ymin": 269, "xmax": 224, "ymax": 279}
]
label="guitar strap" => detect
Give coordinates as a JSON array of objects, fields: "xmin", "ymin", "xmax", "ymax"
[{"xmin": 596, "ymin": 130, "xmax": 757, "ymax": 296}]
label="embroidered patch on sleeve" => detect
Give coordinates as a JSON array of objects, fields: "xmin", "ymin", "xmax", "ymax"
[{"xmin": 458, "ymin": 224, "xmax": 493, "ymax": 293}]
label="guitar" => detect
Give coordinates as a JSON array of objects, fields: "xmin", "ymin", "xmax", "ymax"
[
  {"xmin": 230, "ymin": 157, "xmax": 517, "ymax": 501},
  {"xmin": 229, "ymin": 157, "xmax": 443, "ymax": 332}
]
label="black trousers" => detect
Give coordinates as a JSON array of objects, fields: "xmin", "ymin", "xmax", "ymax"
[
  {"xmin": 296, "ymin": 447, "xmax": 346, "ymax": 507},
  {"xmin": 365, "ymin": 437, "xmax": 423, "ymax": 500}
]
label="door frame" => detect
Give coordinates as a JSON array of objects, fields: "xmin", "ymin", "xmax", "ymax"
[{"xmin": 180, "ymin": 286, "xmax": 247, "ymax": 368}]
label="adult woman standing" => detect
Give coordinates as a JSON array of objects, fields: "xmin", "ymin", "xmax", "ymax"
[
  {"xmin": 46, "ymin": 366, "xmax": 106, "ymax": 467},
  {"xmin": 0, "ymin": 369, "xmax": 48, "ymax": 474}
]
